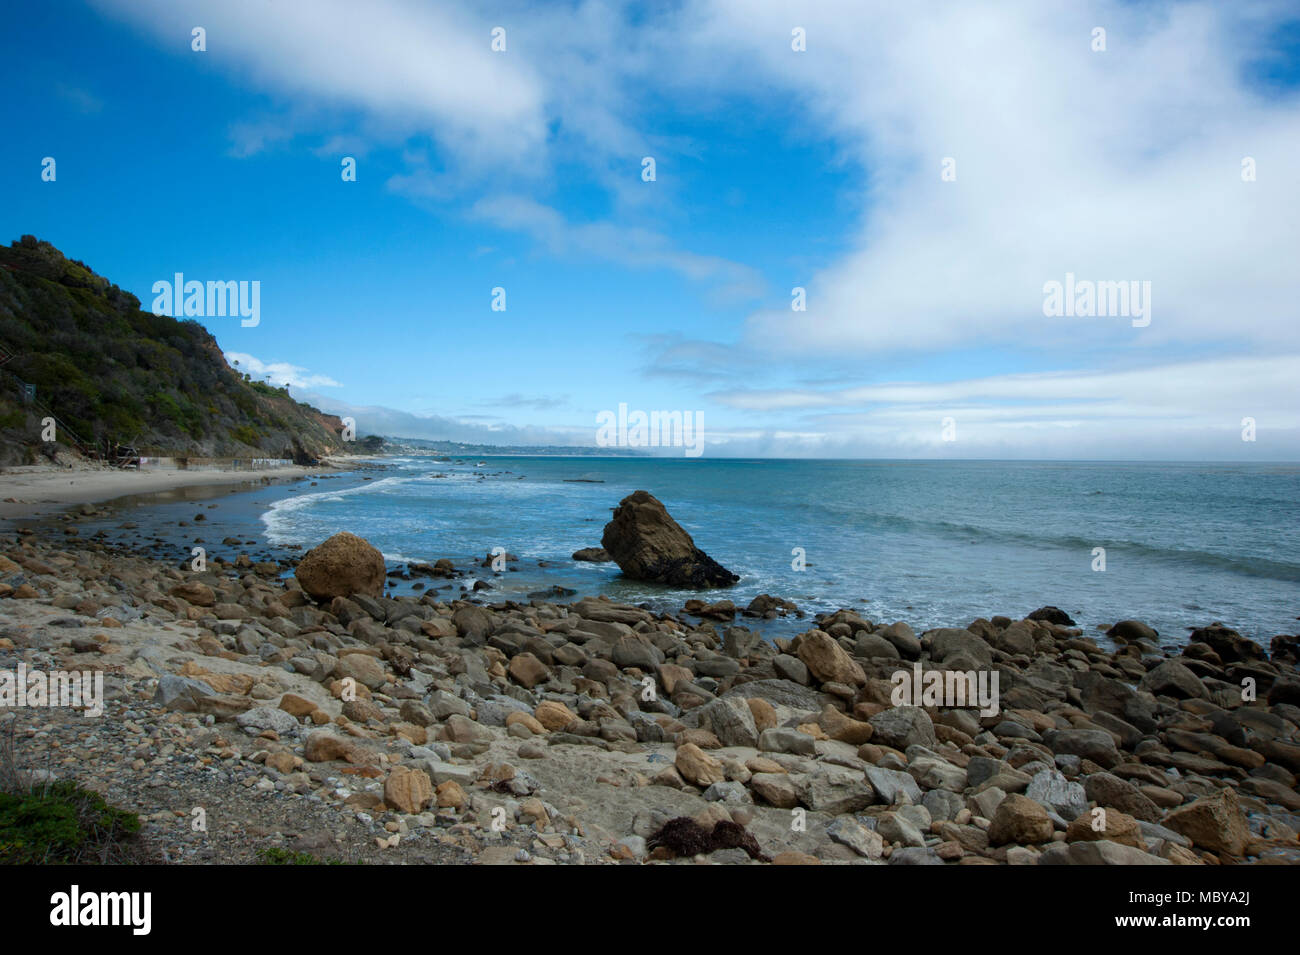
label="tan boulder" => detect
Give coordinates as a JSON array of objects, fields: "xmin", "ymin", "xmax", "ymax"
[
  {"xmin": 508, "ymin": 652, "xmax": 550, "ymax": 689},
  {"xmin": 294, "ymin": 532, "xmax": 386, "ymax": 601},
  {"xmin": 278, "ymin": 693, "xmax": 317, "ymax": 718},
  {"xmin": 988, "ymin": 793, "xmax": 1054, "ymax": 845},
  {"xmin": 505, "ymin": 711, "xmax": 546, "ymax": 735},
  {"xmin": 1066, "ymin": 809, "xmax": 1146, "ymax": 849},
  {"xmin": 797, "ymin": 630, "xmax": 866, "ymax": 686},
  {"xmin": 819, "ymin": 704, "xmax": 874, "ymax": 744},
  {"xmin": 169, "ymin": 581, "xmax": 216, "ymax": 607},
  {"xmin": 436, "ymin": 780, "xmax": 467, "ymax": 809},
  {"xmin": 747, "ymin": 698, "xmax": 778, "ymax": 732},
  {"xmin": 534, "ymin": 700, "xmax": 578, "ymax": 732},
  {"xmin": 334, "ymin": 653, "xmax": 387, "ymax": 690},
  {"xmin": 675, "ymin": 742, "xmax": 726, "ymax": 787},
  {"xmin": 1163, "ymin": 788, "xmax": 1251, "ymax": 856},
  {"xmin": 384, "ymin": 766, "xmax": 434, "ymax": 814}
]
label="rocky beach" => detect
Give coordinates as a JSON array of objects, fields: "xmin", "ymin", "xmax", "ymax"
[{"xmin": 2, "ymin": 482, "xmax": 1298, "ymax": 866}]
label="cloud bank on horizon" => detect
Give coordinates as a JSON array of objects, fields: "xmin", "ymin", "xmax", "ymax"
[{"xmin": 29, "ymin": 1, "xmax": 1300, "ymax": 457}]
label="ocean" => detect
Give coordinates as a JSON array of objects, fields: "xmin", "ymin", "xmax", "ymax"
[{"xmin": 246, "ymin": 456, "xmax": 1300, "ymax": 647}]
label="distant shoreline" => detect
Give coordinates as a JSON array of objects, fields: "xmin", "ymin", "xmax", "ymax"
[{"xmin": 0, "ymin": 456, "xmax": 367, "ymax": 523}]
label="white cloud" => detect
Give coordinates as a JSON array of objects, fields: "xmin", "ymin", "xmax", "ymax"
[
  {"xmin": 92, "ymin": 0, "xmax": 547, "ymax": 167},
  {"xmin": 97, "ymin": 0, "xmax": 1300, "ymax": 458},
  {"xmin": 668, "ymin": 0, "xmax": 1300, "ymax": 357},
  {"xmin": 471, "ymin": 195, "xmax": 765, "ymax": 299},
  {"xmin": 707, "ymin": 353, "xmax": 1300, "ymax": 457},
  {"xmin": 225, "ymin": 352, "xmax": 342, "ymax": 390}
]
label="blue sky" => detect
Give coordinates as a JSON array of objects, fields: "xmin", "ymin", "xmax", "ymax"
[{"xmin": 3, "ymin": 0, "xmax": 1298, "ymax": 459}]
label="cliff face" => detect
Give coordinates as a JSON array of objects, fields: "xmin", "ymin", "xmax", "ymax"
[{"xmin": 0, "ymin": 236, "xmax": 347, "ymax": 466}]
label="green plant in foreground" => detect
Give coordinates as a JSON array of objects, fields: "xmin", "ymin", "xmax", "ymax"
[{"xmin": 0, "ymin": 780, "xmax": 146, "ymax": 865}]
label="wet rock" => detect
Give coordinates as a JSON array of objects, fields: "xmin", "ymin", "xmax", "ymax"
[
  {"xmin": 1028, "ymin": 606, "xmax": 1076, "ymax": 626},
  {"xmin": 600, "ymin": 490, "xmax": 738, "ymax": 588},
  {"xmin": 1140, "ymin": 659, "xmax": 1209, "ymax": 700}
]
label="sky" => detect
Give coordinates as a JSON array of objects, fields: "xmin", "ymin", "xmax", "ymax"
[{"xmin": 2, "ymin": 0, "xmax": 1298, "ymax": 459}]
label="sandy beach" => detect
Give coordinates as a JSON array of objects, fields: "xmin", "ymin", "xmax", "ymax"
[{"xmin": 0, "ymin": 458, "xmax": 360, "ymax": 523}]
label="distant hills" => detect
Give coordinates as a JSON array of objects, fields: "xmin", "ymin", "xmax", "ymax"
[
  {"xmin": 382, "ymin": 436, "xmax": 642, "ymax": 457},
  {"xmin": 0, "ymin": 236, "xmax": 349, "ymax": 466}
]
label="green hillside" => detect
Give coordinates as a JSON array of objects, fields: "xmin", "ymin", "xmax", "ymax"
[{"xmin": 0, "ymin": 236, "xmax": 348, "ymax": 466}]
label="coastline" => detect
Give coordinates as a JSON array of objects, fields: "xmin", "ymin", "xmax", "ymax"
[
  {"xmin": 1, "ymin": 517, "xmax": 1298, "ymax": 865},
  {"xmin": 0, "ymin": 456, "xmax": 367, "ymax": 524}
]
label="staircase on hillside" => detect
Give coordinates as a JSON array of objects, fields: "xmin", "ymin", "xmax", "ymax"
[{"xmin": 0, "ymin": 341, "xmax": 98, "ymax": 459}]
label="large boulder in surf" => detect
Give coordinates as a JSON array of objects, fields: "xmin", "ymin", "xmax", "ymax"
[
  {"xmin": 600, "ymin": 490, "xmax": 739, "ymax": 589},
  {"xmin": 294, "ymin": 532, "xmax": 386, "ymax": 601},
  {"xmin": 1027, "ymin": 606, "xmax": 1076, "ymax": 626}
]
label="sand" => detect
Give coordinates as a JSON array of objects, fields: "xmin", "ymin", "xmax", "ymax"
[{"xmin": 0, "ymin": 458, "xmax": 357, "ymax": 522}]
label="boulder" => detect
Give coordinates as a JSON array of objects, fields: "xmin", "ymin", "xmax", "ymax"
[
  {"xmin": 1106, "ymin": 619, "xmax": 1158, "ymax": 643},
  {"xmin": 334, "ymin": 653, "xmax": 387, "ymax": 690},
  {"xmin": 153, "ymin": 674, "xmax": 216, "ymax": 711},
  {"xmin": 750, "ymin": 773, "xmax": 800, "ymax": 808},
  {"xmin": 1044, "ymin": 728, "xmax": 1120, "ymax": 768},
  {"xmin": 926, "ymin": 628, "xmax": 994, "ymax": 667},
  {"xmin": 1025, "ymin": 769, "xmax": 1088, "ymax": 820},
  {"xmin": 796, "ymin": 630, "xmax": 866, "ymax": 686},
  {"xmin": 675, "ymin": 743, "xmax": 726, "ymax": 787},
  {"xmin": 696, "ymin": 697, "xmax": 760, "ymax": 748},
  {"xmin": 1027, "ymin": 606, "xmax": 1076, "ymax": 626},
  {"xmin": 294, "ymin": 532, "xmax": 386, "ymax": 601},
  {"xmin": 988, "ymin": 794, "xmax": 1054, "ymax": 845},
  {"xmin": 1042, "ymin": 840, "xmax": 1170, "ymax": 865},
  {"xmin": 1186, "ymin": 623, "xmax": 1265, "ymax": 664},
  {"xmin": 169, "ymin": 581, "xmax": 215, "ymax": 607},
  {"xmin": 1083, "ymin": 772, "xmax": 1163, "ymax": 822},
  {"xmin": 1163, "ymin": 788, "xmax": 1251, "ymax": 856},
  {"xmin": 868, "ymin": 706, "xmax": 936, "ymax": 750},
  {"xmin": 1140, "ymin": 659, "xmax": 1209, "ymax": 700},
  {"xmin": 384, "ymin": 766, "xmax": 434, "ymax": 814},
  {"xmin": 572, "ymin": 547, "xmax": 612, "ymax": 562},
  {"xmin": 1066, "ymin": 809, "xmax": 1145, "ymax": 849},
  {"xmin": 235, "ymin": 706, "xmax": 299, "ymax": 736},
  {"xmin": 600, "ymin": 490, "xmax": 738, "ymax": 588}
]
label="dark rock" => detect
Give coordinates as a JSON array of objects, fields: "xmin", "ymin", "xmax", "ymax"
[
  {"xmin": 1107, "ymin": 620, "xmax": 1158, "ymax": 642},
  {"xmin": 1028, "ymin": 606, "xmax": 1076, "ymax": 626},
  {"xmin": 1187, "ymin": 623, "xmax": 1265, "ymax": 664},
  {"xmin": 600, "ymin": 490, "xmax": 738, "ymax": 588}
]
